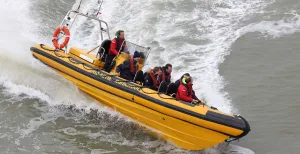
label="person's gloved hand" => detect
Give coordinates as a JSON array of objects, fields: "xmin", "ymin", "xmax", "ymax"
[{"xmin": 191, "ymin": 99, "xmax": 199, "ymax": 105}]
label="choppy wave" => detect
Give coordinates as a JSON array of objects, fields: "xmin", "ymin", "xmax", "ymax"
[
  {"xmin": 0, "ymin": 0, "xmax": 277, "ymax": 153},
  {"xmin": 238, "ymin": 12, "xmax": 300, "ymax": 38}
]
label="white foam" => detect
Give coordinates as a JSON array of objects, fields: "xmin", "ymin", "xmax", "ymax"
[
  {"xmin": 90, "ymin": 149, "xmax": 117, "ymax": 154},
  {"xmin": 0, "ymin": 43, "xmax": 106, "ymax": 111},
  {"xmin": 0, "ymin": 0, "xmax": 37, "ymax": 58},
  {"xmin": 1, "ymin": 80, "xmax": 52, "ymax": 103},
  {"xmin": 0, "ymin": 0, "xmax": 104, "ymax": 110},
  {"xmin": 238, "ymin": 12, "xmax": 300, "ymax": 38},
  {"xmin": 0, "ymin": 72, "xmax": 103, "ymax": 109},
  {"xmin": 58, "ymin": 126, "xmax": 170, "ymax": 152}
]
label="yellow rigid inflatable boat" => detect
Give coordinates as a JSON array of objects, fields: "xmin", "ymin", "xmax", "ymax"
[{"xmin": 30, "ymin": 10, "xmax": 250, "ymax": 150}]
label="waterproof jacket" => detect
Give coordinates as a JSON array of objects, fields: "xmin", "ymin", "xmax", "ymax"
[
  {"xmin": 116, "ymin": 58, "xmax": 138, "ymax": 81},
  {"xmin": 109, "ymin": 38, "xmax": 126, "ymax": 56},
  {"xmin": 144, "ymin": 70, "xmax": 161, "ymax": 90},
  {"xmin": 176, "ymin": 83, "xmax": 199, "ymax": 102}
]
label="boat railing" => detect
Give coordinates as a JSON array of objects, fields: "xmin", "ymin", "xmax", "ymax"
[
  {"xmin": 58, "ymin": 9, "xmax": 151, "ymax": 62},
  {"xmin": 98, "ymin": 46, "xmax": 106, "ymax": 60},
  {"xmin": 86, "ymin": 45, "xmax": 106, "ymax": 59},
  {"xmin": 119, "ymin": 40, "xmax": 151, "ymax": 61},
  {"xmin": 59, "ymin": 10, "xmax": 111, "ymax": 52}
]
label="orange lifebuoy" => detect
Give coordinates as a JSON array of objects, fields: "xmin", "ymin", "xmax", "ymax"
[{"xmin": 52, "ymin": 26, "xmax": 70, "ymax": 49}]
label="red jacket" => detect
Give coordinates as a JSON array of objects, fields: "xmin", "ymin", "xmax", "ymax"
[
  {"xmin": 176, "ymin": 83, "xmax": 195, "ymax": 102},
  {"xmin": 109, "ymin": 38, "xmax": 126, "ymax": 56}
]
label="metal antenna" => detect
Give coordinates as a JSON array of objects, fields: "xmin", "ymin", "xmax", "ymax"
[
  {"xmin": 76, "ymin": 0, "xmax": 83, "ymax": 11},
  {"xmin": 95, "ymin": 0, "xmax": 104, "ymax": 16}
]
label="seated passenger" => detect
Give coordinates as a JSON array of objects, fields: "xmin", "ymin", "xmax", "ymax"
[
  {"xmin": 133, "ymin": 70, "xmax": 145, "ymax": 85},
  {"xmin": 175, "ymin": 73, "xmax": 190, "ymax": 87},
  {"xmin": 176, "ymin": 76, "xmax": 202, "ymax": 104},
  {"xmin": 116, "ymin": 51, "xmax": 141, "ymax": 81},
  {"xmin": 144, "ymin": 67, "xmax": 163, "ymax": 91},
  {"xmin": 104, "ymin": 30, "xmax": 128, "ymax": 72},
  {"xmin": 160, "ymin": 64, "xmax": 172, "ymax": 84}
]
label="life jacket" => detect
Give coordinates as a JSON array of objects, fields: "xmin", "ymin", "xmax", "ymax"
[
  {"xmin": 148, "ymin": 70, "xmax": 160, "ymax": 89},
  {"xmin": 176, "ymin": 84, "xmax": 193, "ymax": 102},
  {"xmin": 179, "ymin": 79, "xmax": 193, "ymax": 96},
  {"xmin": 186, "ymin": 83, "xmax": 194, "ymax": 96},
  {"xmin": 129, "ymin": 58, "xmax": 139, "ymax": 73},
  {"xmin": 115, "ymin": 38, "xmax": 126, "ymax": 52},
  {"xmin": 161, "ymin": 69, "xmax": 171, "ymax": 82}
]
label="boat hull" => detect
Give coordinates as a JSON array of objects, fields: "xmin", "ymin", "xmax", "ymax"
[{"xmin": 31, "ymin": 44, "xmax": 250, "ymax": 150}]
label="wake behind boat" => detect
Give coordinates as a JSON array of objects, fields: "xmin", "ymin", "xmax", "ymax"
[{"xmin": 30, "ymin": 7, "xmax": 250, "ymax": 151}]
